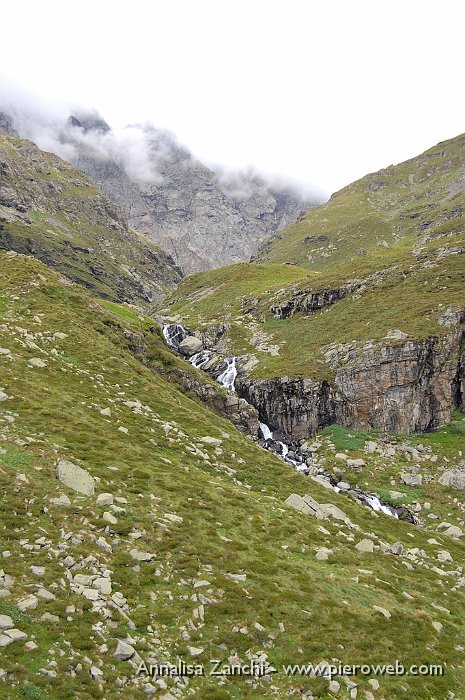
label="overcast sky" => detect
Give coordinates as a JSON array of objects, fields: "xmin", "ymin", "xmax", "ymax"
[{"xmin": 1, "ymin": 0, "xmax": 464, "ymax": 196}]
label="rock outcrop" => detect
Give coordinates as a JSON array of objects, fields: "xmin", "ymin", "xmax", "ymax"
[
  {"xmin": 237, "ymin": 375, "xmax": 335, "ymax": 439},
  {"xmin": 233, "ymin": 322, "xmax": 464, "ymax": 437},
  {"xmin": 0, "ymin": 112, "xmax": 19, "ymax": 138}
]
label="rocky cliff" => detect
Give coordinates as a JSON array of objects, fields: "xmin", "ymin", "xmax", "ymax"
[
  {"xmin": 32, "ymin": 112, "xmax": 315, "ymax": 274},
  {"xmin": 236, "ymin": 321, "xmax": 464, "ymax": 437}
]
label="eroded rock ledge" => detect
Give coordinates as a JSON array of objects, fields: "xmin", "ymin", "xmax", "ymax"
[{"xmin": 238, "ymin": 327, "xmax": 464, "ymax": 437}]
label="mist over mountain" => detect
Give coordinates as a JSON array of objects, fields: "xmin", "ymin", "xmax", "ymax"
[{"xmin": 0, "ymin": 93, "xmax": 322, "ymax": 273}]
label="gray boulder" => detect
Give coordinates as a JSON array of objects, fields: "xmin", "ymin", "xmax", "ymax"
[
  {"xmin": 56, "ymin": 460, "xmax": 95, "ymax": 496},
  {"xmin": 355, "ymin": 538, "xmax": 374, "ymax": 553},
  {"xmin": 179, "ymin": 336, "xmax": 203, "ymax": 357},
  {"xmin": 439, "ymin": 470, "xmax": 465, "ymax": 490},
  {"xmin": 114, "ymin": 639, "xmax": 135, "ymax": 660},
  {"xmin": 285, "ymin": 493, "xmax": 315, "ymax": 515},
  {"xmin": 400, "ymin": 472, "xmax": 422, "ymax": 487}
]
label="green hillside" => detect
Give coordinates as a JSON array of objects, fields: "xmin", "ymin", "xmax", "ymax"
[
  {"xmin": 257, "ymin": 133, "xmax": 465, "ymax": 271},
  {"xmin": 0, "ymin": 135, "xmax": 181, "ymax": 309},
  {"xmin": 1, "ymin": 252, "xmax": 464, "ymax": 699}
]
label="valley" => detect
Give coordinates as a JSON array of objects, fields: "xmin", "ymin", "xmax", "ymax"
[{"xmin": 0, "ymin": 114, "xmax": 464, "ymax": 700}]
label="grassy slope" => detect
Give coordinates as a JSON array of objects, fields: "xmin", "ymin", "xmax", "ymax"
[
  {"xmin": 0, "ymin": 252, "xmax": 464, "ymax": 699},
  {"xmin": 0, "ymin": 136, "xmax": 181, "ymax": 309},
  {"xmin": 259, "ymin": 133, "xmax": 465, "ymax": 271},
  {"xmin": 163, "ymin": 135, "xmax": 465, "ymax": 380}
]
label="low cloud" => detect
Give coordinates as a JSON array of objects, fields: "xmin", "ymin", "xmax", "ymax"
[{"xmin": 0, "ymin": 81, "xmax": 325, "ymax": 204}]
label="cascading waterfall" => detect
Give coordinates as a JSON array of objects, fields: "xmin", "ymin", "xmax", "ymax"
[
  {"xmin": 259, "ymin": 422, "xmax": 273, "ymax": 441},
  {"xmin": 260, "ymin": 421, "xmax": 312, "ymax": 473},
  {"xmin": 162, "ymin": 323, "xmax": 401, "ymax": 519},
  {"xmin": 217, "ymin": 357, "xmax": 237, "ymax": 392},
  {"xmin": 362, "ymin": 494, "xmax": 398, "ymax": 518},
  {"xmin": 190, "ymin": 351, "xmax": 212, "ymax": 369},
  {"xmin": 162, "ymin": 324, "xmax": 188, "ymax": 349}
]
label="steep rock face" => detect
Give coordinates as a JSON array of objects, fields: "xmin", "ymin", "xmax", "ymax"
[
  {"xmin": 0, "ymin": 112, "xmax": 19, "ymax": 138},
  {"xmin": 237, "ymin": 375, "xmax": 335, "ymax": 439},
  {"xmin": 64, "ymin": 117, "xmax": 314, "ymax": 274},
  {"xmin": 236, "ymin": 328, "xmax": 464, "ymax": 437},
  {"xmin": 271, "ymin": 284, "xmax": 358, "ymax": 319},
  {"xmin": 334, "ymin": 331, "xmax": 464, "ymax": 433}
]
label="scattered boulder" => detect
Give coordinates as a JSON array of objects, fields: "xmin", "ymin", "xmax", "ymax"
[
  {"xmin": 94, "ymin": 577, "xmax": 112, "ymax": 595},
  {"xmin": 365, "ymin": 441, "xmax": 378, "ymax": 453},
  {"xmin": 302, "ymin": 494, "xmax": 326, "ymax": 519},
  {"xmin": 315, "ymin": 547, "xmax": 333, "ymax": 561},
  {"xmin": 199, "ymin": 436, "xmax": 222, "ymax": 446},
  {"xmin": 347, "ymin": 458, "xmax": 366, "ymax": 469},
  {"xmin": 5, "ymin": 629, "xmax": 27, "ymax": 642},
  {"xmin": 442, "ymin": 525, "xmax": 463, "ymax": 539},
  {"xmin": 179, "ymin": 336, "xmax": 203, "ymax": 356},
  {"xmin": 187, "ymin": 645, "xmax": 204, "ymax": 657},
  {"xmin": 103, "ymin": 511, "xmax": 118, "ymax": 524},
  {"xmin": 129, "ymin": 549, "xmax": 156, "ymax": 562},
  {"xmin": 400, "ymin": 472, "xmax": 422, "ymax": 487},
  {"xmin": 28, "ymin": 358, "xmax": 47, "ymax": 368},
  {"xmin": 356, "ymin": 539, "xmax": 374, "ymax": 553},
  {"xmin": 319, "ymin": 503, "xmax": 351, "ymax": 524},
  {"xmin": 114, "ymin": 640, "xmax": 135, "ymax": 660},
  {"xmin": 49, "ymin": 493, "xmax": 71, "ymax": 506},
  {"xmin": 437, "ymin": 550, "xmax": 453, "ymax": 562},
  {"xmin": 97, "ymin": 493, "xmax": 114, "ymax": 506},
  {"xmin": 285, "ymin": 493, "xmax": 316, "ymax": 516},
  {"xmin": 439, "ymin": 470, "xmax": 465, "ymax": 490},
  {"xmin": 56, "ymin": 460, "xmax": 95, "ymax": 496},
  {"xmin": 0, "ymin": 615, "xmax": 14, "ymax": 630},
  {"xmin": 17, "ymin": 594, "xmax": 38, "ymax": 612},
  {"xmin": 390, "ymin": 542, "xmax": 404, "ymax": 556}
]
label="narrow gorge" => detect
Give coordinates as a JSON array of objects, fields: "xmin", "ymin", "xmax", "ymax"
[{"xmin": 162, "ymin": 323, "xmax": 413, "ymax": 521}]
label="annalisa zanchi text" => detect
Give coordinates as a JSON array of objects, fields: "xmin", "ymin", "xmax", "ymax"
[{"xmin": 137, "ymin": 659, "xmax": 444, "ymax": 678}]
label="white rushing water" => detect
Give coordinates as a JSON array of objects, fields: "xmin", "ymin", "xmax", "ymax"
[
  {"xmin": 364, "ymin": 494, "xmax": 399, "ymax": 518},
  {"xmin": 259, "ymin": 422, "xmax": 274, "ymax": 441},
  {"xmin": 162, "ymin": 324, "xmax": 187, "ymax": 349},
  {"xmin": 190, "ymin": 351, "xmax": 212, "ymax": 369},
  {"xmin": 278, "ymin": 441, "xmax": 289, "ymax": 458},
  {"xmin": 217, "ymin": 357, "xmax": 237, "ymax": 392}
]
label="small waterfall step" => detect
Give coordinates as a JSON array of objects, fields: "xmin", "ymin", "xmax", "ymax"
[
  {"xmin": 217, "ymin": 357, "xmax": 237, "ymax": 392},
  {"xmin": 162, "ymin": 324, "xmax": 188, "ymax": 349}
]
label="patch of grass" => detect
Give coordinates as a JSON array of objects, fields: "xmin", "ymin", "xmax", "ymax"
[
  {"xmin": 20, "ymin": 684, "xmax": 47, "ymax": 700},
  {"xmin": 321, "ymin": 424, "xmax": 376, "ymax": 451},
  {"xmin": 98, "ymin": 300, "xmax": 153, "ymax": 330}
]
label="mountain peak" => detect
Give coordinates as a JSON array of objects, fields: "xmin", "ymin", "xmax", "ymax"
[
  {"xmin": 0, "ymin": 111, "xmax": 19, "ymax": 138},
  {"xmin": 67, "ymin": 111, "xmax": 111, "ymax": 134}
]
